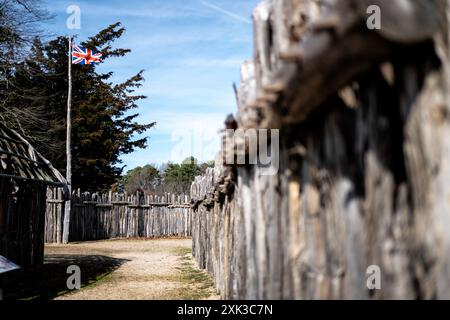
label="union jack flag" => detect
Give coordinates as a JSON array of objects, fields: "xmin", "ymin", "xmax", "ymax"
[{"xmin": 72, "ymin": 44, "xmax": 102, "ymax": 65}]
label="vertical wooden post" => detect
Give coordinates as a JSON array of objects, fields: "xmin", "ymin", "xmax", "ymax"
[
  {"xmin": 0, "ymin": 275, "xmax": 5, "ymax": 300},
  {"xmin": 62, "ymin": 36, "xmax": 73, "ymax": 244}
]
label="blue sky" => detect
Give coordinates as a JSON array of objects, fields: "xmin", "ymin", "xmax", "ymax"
[{"xmin": 45, "ymin": 0, "xmax": 258, "ymax": 171}]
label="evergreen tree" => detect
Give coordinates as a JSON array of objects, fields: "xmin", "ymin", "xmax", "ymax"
[
  {"xmin": 122, "ymin": 165, "xmax": 161, "ymax": 194},
  {"xmin": 163, "ymin": 157, "xmax": 202, "ymax": 194},
  {"xmin": 6, "ymin": 22, "xmax": 155, "ymax": 190}
]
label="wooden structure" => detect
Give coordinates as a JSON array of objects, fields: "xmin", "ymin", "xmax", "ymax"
[
  {"xmin": 0, "ymin": 123, "xmax": 66, "ymax": 272},
  {"xmin": 45, "ymin": 190, "xmax": 191, "ymax": 243},
  {"xmin": 191, "ymin": 0, "xmax": 450, "ymax": 299}
]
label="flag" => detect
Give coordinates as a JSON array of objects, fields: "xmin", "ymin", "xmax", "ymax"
[{"xmin": 72, "ymin": 44, "xmax": 102, "ymax": 65}]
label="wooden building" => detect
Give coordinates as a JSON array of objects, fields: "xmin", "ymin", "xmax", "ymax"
[{"xmin": 0, "ymin": 123, "xmax": 66, "ymax": 272}]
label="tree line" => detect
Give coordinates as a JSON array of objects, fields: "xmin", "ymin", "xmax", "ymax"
[
  {"xmin": 121, "ymin": 157, "xmax": 214, "ymax": 195},
  {"xmin": 1, "ymin": 0, "xmax": 155, "ymax": 191}
]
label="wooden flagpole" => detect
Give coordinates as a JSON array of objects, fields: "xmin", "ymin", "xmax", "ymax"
[{"xmin": 62, "ymin": 36, "xmax": 73, "ymax": 244}]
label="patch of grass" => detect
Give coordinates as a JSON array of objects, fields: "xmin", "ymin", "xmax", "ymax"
[
  {"xmin": 172, "ymin": 247, "xmax": 218, "ymax": 300},
  {"xmin": 9, "ymin": 241, "xmax": 216, "ymax": 300},
  {"xmin": 54, "ymin": 244, "xmax": 217, "ymax": 300},
  {"xmin": 82, "ymin": 271, "xmax": 115, "ymax": 289},
  {"xmin": 48, "ymin": 270, "xmax": 116, "ymax": 299},
  {"xmin": 172, "ymin": 246, "xmax": 192, "ymax": 257}
]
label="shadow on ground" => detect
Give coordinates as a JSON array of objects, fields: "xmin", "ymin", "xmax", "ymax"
[{"xmin": 5, "ymin": 254, "xmax": 128, "ymax": 300}]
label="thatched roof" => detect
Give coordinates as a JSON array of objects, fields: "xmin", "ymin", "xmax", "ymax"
[{"xmin": 0, "ymin": 123, "xmax": 67, "ymax": 187}]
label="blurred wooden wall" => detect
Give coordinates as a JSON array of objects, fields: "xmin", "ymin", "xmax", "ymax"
[{"xmin": 191, "ymin": 0, "xmax": 450, "ymax": 299}]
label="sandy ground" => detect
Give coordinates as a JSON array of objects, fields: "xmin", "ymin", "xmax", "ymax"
[{"xmin": 44, "ymin": 238, "xmax": 218, "ymax": 300}]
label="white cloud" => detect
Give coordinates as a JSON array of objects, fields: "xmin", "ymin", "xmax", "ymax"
[
  {"xmin": 54, "ymin": 0, "xmax": 254, "ymax": 23},
  {"xmin": 47, "ymin": 0, "xmax": 258, "ymax": 169},
  {"xmin": 121, "ymin": 111, "xmax": 225, "ymax": 166},
  {"xmin": 53, "ymin": 1, "xmax": 206, "ymax": 19},
  {"xmin": 198, "ymin": 0, "xmax": 252, "ymax": 24},
  {"xmin": 152, "ymin": 111, "xmax": 225, "ymax": 135}
]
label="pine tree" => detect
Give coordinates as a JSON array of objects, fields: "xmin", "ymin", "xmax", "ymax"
[
  {"xmin": 6, "ymin": 23, "xmax": 155, "ymax": 190},
  {"xmin": 163, "ymin": 157, "xmax": 203, "ymax": 194}
]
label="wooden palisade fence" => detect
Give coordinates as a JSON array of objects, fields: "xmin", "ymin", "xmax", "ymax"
[
  {"xmin": 0, "ymin": 123, "xmax": 67, "ymax": 273},
  {"xmin": 45, "ymin": 189, "xmax": 191, "ymax": 243},
  {"xmin": 191, "ymin": 0, "xmax": 450, "ymax": 300}
]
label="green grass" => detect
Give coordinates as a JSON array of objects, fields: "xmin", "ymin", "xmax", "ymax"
[
  {"xmin": 172, "ymin": 246, "xmax": 218, "ymax": 300},
  {"xmin": 171, "ymin": 246, "xmax": 192, "ymax": 257},
  {"xmin": 47, "ymin": 270, "xmax": 116, "ymax": 299}
]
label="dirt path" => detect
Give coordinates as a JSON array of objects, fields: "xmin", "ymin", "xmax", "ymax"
[{"xmin": 44, "ymin": 238, "xmax": 218, "ymax": 300}]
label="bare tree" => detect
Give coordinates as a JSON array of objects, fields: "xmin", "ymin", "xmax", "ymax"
[
  {"xmin": 0, "ymin": 0, "xmax": 52, "ymax": 116},
  {"xmin": 0, "ymin": 0, "xmax": 58, "ymax": 160}
]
